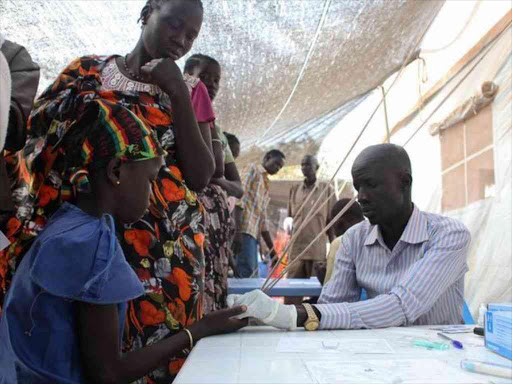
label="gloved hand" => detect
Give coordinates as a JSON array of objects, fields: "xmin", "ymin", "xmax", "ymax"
[{"xmin": 227, "ymin": 290, "xmax": 297, "ymax": 331}]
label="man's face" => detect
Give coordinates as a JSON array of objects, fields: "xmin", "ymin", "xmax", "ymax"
[
  {"xmin": 351, "ymin": 160, "xmax": 406, "ymax": 226},
  {"xmin": 301, "ymin": 156, "xmax": 318, "ymax": 180},
  {"xmin": 264, "ymin": 155, "xmax": 284, "ymax": 175},
  {"xmin": 199, "ymin": 62, "xmax": 221, "ymax": 101}
]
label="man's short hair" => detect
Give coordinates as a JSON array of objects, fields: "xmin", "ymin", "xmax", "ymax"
[
  {"xmin": 264, "ymin": 149, "xmax": 285, "ymax": 161},
  {"xmin": 224, "ymin": 132, "xmax": 240, "ymax": 146},
  {"xmin": 330, "ymin": 198, "xmax": 363, "ymax": 222}
]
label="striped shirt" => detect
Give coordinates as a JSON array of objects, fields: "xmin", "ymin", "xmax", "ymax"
[
  {"xmin": 316, "ymin": 205, "xmax": 471, "ymax": 329},
  {"xmin": 237, "ymin": 164, "xmax": 270, "ymax": 240}
]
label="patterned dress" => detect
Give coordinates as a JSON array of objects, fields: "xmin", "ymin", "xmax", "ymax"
[
  {"xmin": 199, "ymin": 184, "xmax": 234, "ymax": 313},
  {"xmin": 0, "ymin": 55, "xmax": 205, "ymax": 383}
]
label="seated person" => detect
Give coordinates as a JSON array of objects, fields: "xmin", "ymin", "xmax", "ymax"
[
  {"xmin": 0, "ymin": 99, "xmax": 247, "ymax": 383},
  {"xmin": 228, "ymin": 144, "xmax": 471, "ymax": 330},
  {"xmin": 316, "ymin": 198, "xmax": 364, "ymax": 286}
]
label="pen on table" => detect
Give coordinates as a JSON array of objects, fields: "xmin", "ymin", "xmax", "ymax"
[
  {"xmin": 473, "ymin": 327, "xmax": 484, "ymax": 336},
  {"xmin": 438, "ymin": 332, "xmax": 463, "ymax": 349}
]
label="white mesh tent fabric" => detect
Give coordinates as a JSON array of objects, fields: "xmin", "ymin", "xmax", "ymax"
[{"xmin": 0, "ymin": 0, "xmax": 443, "ymax": 166}]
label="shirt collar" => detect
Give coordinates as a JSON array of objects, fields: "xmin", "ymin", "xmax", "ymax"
[
  {"xmin": 302, "ymin": 179, "xmax": 317, "ymax": 190},
  {"xmin": 257, "ymin": 164, "xmax": 268, "ymax": 176},
  {"xmin": 364, "ymin": 204, "xmax": 428, "ymax": 246}
]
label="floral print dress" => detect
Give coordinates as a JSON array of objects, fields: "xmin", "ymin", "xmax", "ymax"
[
  {"xmin": 199, "ymin": 184, "xmax": 234, "ymax": 313},
  {"xmin": 0, "ymin": 55, "xmax": 205, "ymax": 383}
]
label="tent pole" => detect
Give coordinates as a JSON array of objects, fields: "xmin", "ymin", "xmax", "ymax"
[{"xmin": 381, "ymin": 85, "xmax": 391, "ymax": 143}]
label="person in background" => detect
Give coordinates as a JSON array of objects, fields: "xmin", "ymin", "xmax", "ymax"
[
  {"xmin": 1, "ymin": 0, "xmax": 216, "ymax": 381},
  {"xmin": 221, "ymin": 131, "xmax": 242, "ymax": 274},
  {"xmin": 229, "ymin": 144, "xmax": 471, "ymax": 330},
  {"xmin": 184, "ymin": 53, "xmax": 243, "ymax": 311},
  {"xmin": 0, "ymin": 47, "xmax": 11, "ymax": 251},
  {"xmin": 0, "ymin": 99, "xmax": 247, "ymax": 383},
  {"xmin": 285, "ymin": 154, "xmax": 336, "ymax": 305},
  {"xmin": 235, "ymin": 149, "xmax": 285, "ymax": 278},
  {"xmin": 224, "ymin": 132, "xmax": 240, "ymax": 160},
  {"xmin": 0, "ymin": 35, "xmax": 40, "ymax": 152},
  {"xmin": 0, "ymin": 34, "xmax": 40, "ymax": 231},
  {"xmin": 315, "ymin": 198, "xmax": 364, "ymax": 286},
  {"xmin": 0, "ymin": 48, "xmax": 10, "ymax": 152}
]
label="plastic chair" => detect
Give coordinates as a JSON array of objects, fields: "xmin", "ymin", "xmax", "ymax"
[{"xmin": 258, "ymin": 261, "xmax": 269, "ymax": 278}]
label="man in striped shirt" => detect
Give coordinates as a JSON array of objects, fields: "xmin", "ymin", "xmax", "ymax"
[
  {"xmin": 228, "ymin": 144, "xmax": 471, "ymax": 330},
  {"xmin": 234, "ymin": 150, "xmax": 286, "ymax": 277}
]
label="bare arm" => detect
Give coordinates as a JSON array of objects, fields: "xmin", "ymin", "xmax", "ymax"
[
  {"xmin": 171, "ymin": 92, "xmax": 215, "ymax": 191},
  {"xmin": 141, "ymin": 59, "xmax": 215, "ymax": 192},
  {"xmin": 261, "ymin": 230, "xmax": 274, "ymax": 255},
  {"xmin": 78, "ymin": 303, "xmax": 247, "ymax": 384},
  {"xmin": 210, "ymin": 127, "xmax": 225, "ymax": 178},
  {"xmin": 210, "ymin": 162, "xmax": 243, "ymax": 198}
]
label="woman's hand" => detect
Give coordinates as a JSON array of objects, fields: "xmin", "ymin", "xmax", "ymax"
[
  {"xmin": 189, "ymin": 306, "xmax": 248, "ymax": 341},
  {"xmin": 140, "ymin": 59, "xmax": 186, "ymax": 98}
]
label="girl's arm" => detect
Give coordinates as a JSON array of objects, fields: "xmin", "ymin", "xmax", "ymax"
[
  {"xmin": 211, "ymin": 127, "xmax": 225, "ymax": 178},
  {"xmin": 198, "ymin": 121, "xmax": 216, "ymax": 180},
  {"xmin": 210, "ymin": 162, "xmax": 243, "ymax": 198},
  {"xmin": 78, "ymin": 302, "xmax": 247, "ymax": 384},
  {"xmin": 141, "ymin": 59, "xmax": 215, "ymax": 192}
]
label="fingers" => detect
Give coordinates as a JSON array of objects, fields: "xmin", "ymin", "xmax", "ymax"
[
  {"xmin": 220, "ymin": 317, "xmax": 249, "ymax": 335},
  {"xmin": 226, "ymin": 294, "xmax": 241, "ymax": 308},
  {"xmin": 232, "ymin": 317, "xmax": 249, "ymax": 328},
  {"xmin": 218, "ymin": 305, "xmax": 248, "ymax": 318}
]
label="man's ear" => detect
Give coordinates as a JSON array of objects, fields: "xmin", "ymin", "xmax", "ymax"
[
  {"xmin": 401, "ymin": 173, "xmax": 412, "ymax": 191},
  {"xmin": 106, "ymin": 158, "xmax": 122, "ymax": 186}
]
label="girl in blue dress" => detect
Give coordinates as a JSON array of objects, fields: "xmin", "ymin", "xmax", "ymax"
[{"xmin": 0, "ymin": 97, "xmax": 247, "ymax": 383}]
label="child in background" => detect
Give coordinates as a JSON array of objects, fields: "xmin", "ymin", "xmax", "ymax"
[
  {"xmin": 184, "ymin": 53, "xmax": 244, "ymax": 307},
  {"xmin": 224, "ymin": 132, "xmax": 241, "ymax": 160},
  {"xmin": 0, "ymin": 99, "xmax": 247, "ymax": 383},
  {"xmin": 316, "ymin": 198, "xmax": 364, "ymax": 285}
]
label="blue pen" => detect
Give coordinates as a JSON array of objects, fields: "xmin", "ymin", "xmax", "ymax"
[{"xmin": 438, "ymin": 332, "xmax": 463, "ymax": 349}]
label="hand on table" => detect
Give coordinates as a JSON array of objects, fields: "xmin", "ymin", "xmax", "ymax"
[
  {"xmin": 227, "ymin": 290, "xmax": 297, "ymax": 331},
  {"xmin": 189, "ymin": 306, "xmax": 248, "ymax": 341}
]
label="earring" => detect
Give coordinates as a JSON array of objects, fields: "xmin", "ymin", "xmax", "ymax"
[{"xmin": 116, "ymin": 181, "xmax": 120, "ymax": 185}]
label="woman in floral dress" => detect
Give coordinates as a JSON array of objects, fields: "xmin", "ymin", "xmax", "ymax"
[{"xmin": 0, "ymin": 0, "xmax": 224, "ymax": 382}]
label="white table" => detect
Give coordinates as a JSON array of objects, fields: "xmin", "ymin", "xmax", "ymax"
[
  {"xmin": 228, "ymin": 277, "xmax": 322, "ymax": 297},
  {"xmin": 175, "ymin": 326, "xmax": 512, "ymax": 384}
]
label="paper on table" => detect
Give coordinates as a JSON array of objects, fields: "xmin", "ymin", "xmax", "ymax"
[
  {"xmin": 0, "ymin": 231, "xmax": 10, "ymax": 252},
  {"xmin": 305, "ymin": 359, "xmax": 487, "ymax": 384},
  {"xmin": 277, "ymin": 338, "xmax": 394, "ymax": 354}
]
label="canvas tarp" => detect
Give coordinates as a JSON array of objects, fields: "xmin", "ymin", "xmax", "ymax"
[{"xmin": 0, "ymin": 0, "xmax": 444, "ymax": 167}]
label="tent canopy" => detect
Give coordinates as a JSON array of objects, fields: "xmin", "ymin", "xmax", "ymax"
[{"xmin": 1, "ymin": 0, "xmax": 443, "ymax": 166}]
